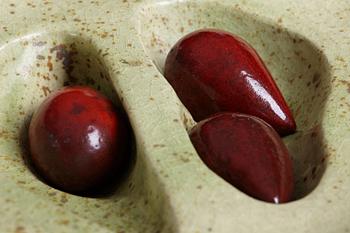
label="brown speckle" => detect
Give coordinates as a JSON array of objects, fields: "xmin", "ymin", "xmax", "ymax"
[
  {"xmin": 15, "ymin": 226, "xmax": 25, "ymax": 233},
  {"xmin": 336, "ymin": 56, "xmax": 345, "ymax": 62},
  {"xmin": 47, "ymin": 56, "xmax": 53, "ymax": 71},
  {"xmin": 339, "ymin": 80, "xmax": 350, "ymax": 93},
  {"xmin": 58, "ymin": 219, "xmax": 70, "ymax": 225},
  {"xmin": 100, "ymin": 32, "xmax": 108, "ymax": 38},
  {"xmin": 60, "ymin": 194, "xmax": 68, "ymax": 204},
  {"xmin": 42, "ymin": 86, "xmax": 51, "ymax": 97},
  {"xmin": 0, "ymin": 129, "xmax": 12, "ymax": 140},
  {"xmin": 153, "ymin": 144, "xmax": 165, "ymax": 148},
  {"xmin": 48, "ymin": 191, "xmax": 57, "ymax": 196},
  {"xmin": 180, "ymin": 156, "xmax": 190, "ymax": 163},
  {"xmin": 36, "ymin": 55, "xmax": 45, "ymax": 60},
  {"xmin": 119, "ymin": 59, "xmax": 142, "ymax": 66},
  {"xmin": 33, "ymin": 41, "xmax": 47, "ymax": 47},
  {"xmin": 103, "ymin": 212, "xmax": 111, "ymax": 219}
]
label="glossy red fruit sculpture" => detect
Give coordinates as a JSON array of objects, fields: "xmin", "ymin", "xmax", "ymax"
[
  {"xmin": 165, "ymin": 29, "xmax": 296, "ymax": 136},
  {"xmin": 189, "ymin": 113, "xmax": 294, "ymax": 203},
  {"xmin": 29, "ymin": 86, "xmax": 131, "ymax": 193}
]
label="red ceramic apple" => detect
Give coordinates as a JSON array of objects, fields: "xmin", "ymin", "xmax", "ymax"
[
  {"xmin": 28, "ymin": 86, "xmax": 132, "ymax": 193},
  {"xmin": 190, "ymin": 113, "xmax": 294, "ymax": 203},
  {"xmin": 164, "ymin": 29, "xmax": 296, "ymax": 136}
]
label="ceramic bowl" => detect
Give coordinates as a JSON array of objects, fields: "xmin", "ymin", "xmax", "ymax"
[{"xmin": 0, "ymin": 0, "xmax": 349, "ymax": 232}]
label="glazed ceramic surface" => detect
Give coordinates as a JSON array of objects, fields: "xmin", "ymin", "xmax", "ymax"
[{"xmin": 0, "ymin": 0, "xmax": 349, "ymax": 232}]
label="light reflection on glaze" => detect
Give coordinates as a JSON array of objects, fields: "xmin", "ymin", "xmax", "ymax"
[
  {"xmin": 241, "ymin": 71, "xmax": 287, "ymax": 121},
  {"xmin": 87, "ymin": 125, "xmax": 102, "ymax": 150}
]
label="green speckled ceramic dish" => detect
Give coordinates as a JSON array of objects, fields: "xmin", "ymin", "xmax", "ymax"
[{"xmin": 0, "ymin": 0, "xmax": 349, "ymax": 232}]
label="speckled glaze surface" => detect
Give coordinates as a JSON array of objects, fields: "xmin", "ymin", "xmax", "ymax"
[{"xmin": 0, "ymin": 0, "xmax": 349, "ymax": 232}]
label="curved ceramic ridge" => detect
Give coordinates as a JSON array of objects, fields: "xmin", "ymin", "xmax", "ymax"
[{"xmin": 0, "ymin": 0, "xmax": 349, "ymax": 233}]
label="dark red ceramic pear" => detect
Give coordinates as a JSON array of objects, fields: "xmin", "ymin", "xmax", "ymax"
[
  {"xmin": 189, "ymin": 113, "xmax": 294, "ymax": 203},
  {"xmin": 164, "ymin": 29, "xmax": 296, "ymax": 136}
]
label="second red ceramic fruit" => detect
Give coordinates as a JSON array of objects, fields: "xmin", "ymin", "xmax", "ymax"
[
  {"xmin": 189, "ymin": 113, "xmax": 294, "ymax": 203},
  {"xmin": 164, "ymin": 29, "xmax": 296, "ymax": 136}
]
